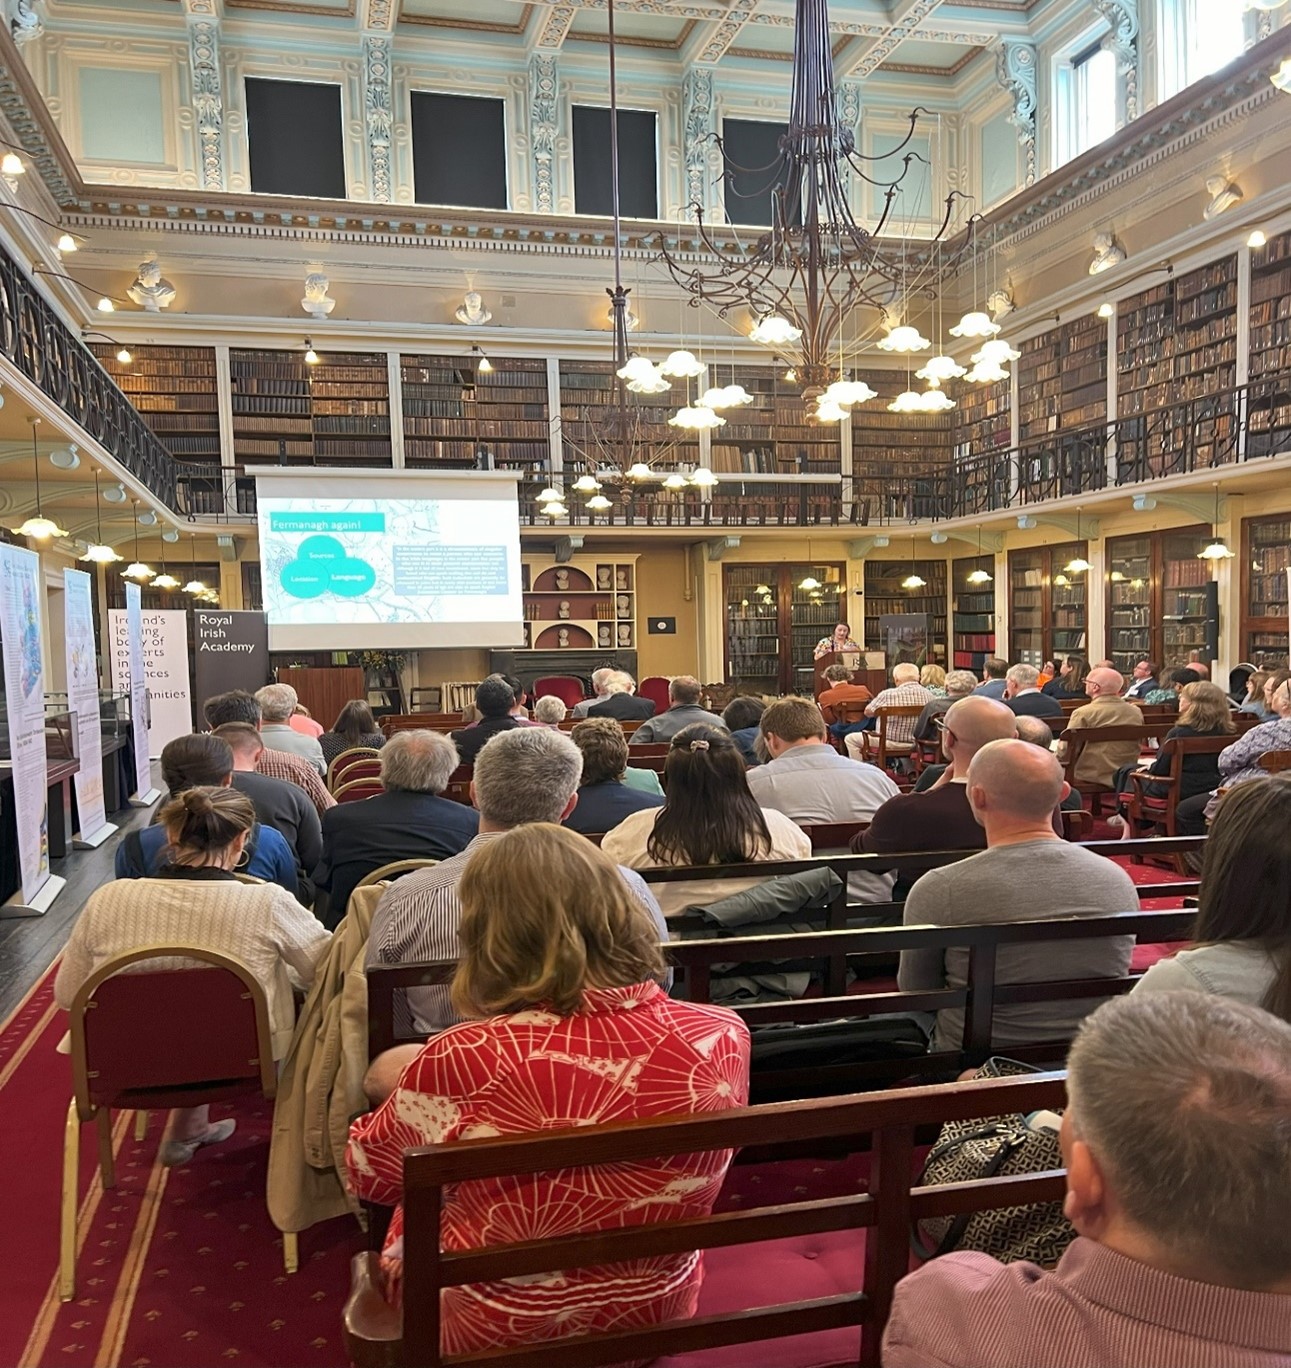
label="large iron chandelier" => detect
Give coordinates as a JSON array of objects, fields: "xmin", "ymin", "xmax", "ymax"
[{"xmin": 656, "ymin": 0, "xmax": 972, "ymax": 399}]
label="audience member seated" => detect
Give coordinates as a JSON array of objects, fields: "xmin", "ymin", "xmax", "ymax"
[
  {"xmin": 748, "ymin": 697, "xmax": 897, "ymax": 904},
  {"xmin": 204, "ymin": 690, "xmax": 335, "ymax": 818},
  {"xmin": 817, "ymin": 663, "xmax": 873, "ymax": 726},
  {"xmin": 318, "ymin": 699, "xmax": 387, "ymax": 770},
  {"xmin": 971, "ymin": 657, "xmax": 1009, "ymax": 700},
  {"xmin": 1135, "ymin": 777, "xmax": 1291, "ymax": 1019},
  {"xmin": 59, "ymin": 787, "xmax": 329, "ymax": 1165},
  {"xmin": 116, "ymin": 733, "xmax": 299, "ymax": 895},
  {"xmin": 367, "ymin": 727, "xmax": 667, "ymax": 1033},
  {"xmin": 570, "ymin": 667, "xmax": 614, "ymax": 718},
  {"xmin": 1177, "ymin": 675, "xmax": 1291, "ymax": 835},
  {"xmin": 289, "ymin": 703, "xmax": 324, "ymax": 738},
  {"xmin": 1013, "ymin": 715, "xmax": 1084, "ymax": 810},
  {"xmin": 603, "ymin": 723, "xmax": 811, "ymax": 918},
  {"xmin": 1228, "ymin": 661, "xmax": 1257, "ymax": 706},
  {"xmin": 722, "ymin": 695, "xmax": 766, "ymax": 766},
  {"xmin": 856, "ymin": 697, "xmax": 1019, "ymax": 897},
  {"xmin": 1259, "ymin": 668, "xmax": 1290, "ymax": 717},
  {"xmin": 450, "ymin": 675, "xmax": 523, "ymax": 764},
  {"xmin": 256, "ymin": 683, "xmax": 326, "ymax": 774},
  {"xmin": 565, "ymin": 719, "xmax": 666, "ymax": 834},
  {"xmin": 215, "ymin": 722, "xmax": 323, "ymax": 900},
  {"xmin": 1115, "ymin": 680, "xmax": 1235, "ymax": 836},
  {"xmin": 911, "ymin": 668, "xmax": 977, "ymax": 742},
  {"xmin": 1238, "ymin": 669, "xmax": 1272, "ymax": 719},
  {"xmin": 1003, "ymin": 663, "xmax": 1064, "ymax": 717},
  {"xmin": 587, "ymin": 670, "xmax": 657, "ymax": 721},
  {"xmin": 1121, "ymin": 658, "xmax": 1159, "ymax": 700},
  {"xmin": 348, "ymin": 824, "xmax": 750, "ymax": 1348},
  {"xmin": 630, "ymin": 675, "xmax": 725, "ymax": 743},
  {"xmin": 897, "ymin": 739, "xmax": 1135, "ymax": 1051},
  {"xmin": 920, "ymin": 664, "xmax": 947, "ymax": 697},
  {"xmin": 532, "ymin": 695, "xmax": 567, "ymax": 727},
  {"xmin": 1042, "ymin": 655, "xmax": 1091, "ymax": 700},
  {"xmin": 883, "ymin": 992, "xmax": 1291, "ymax": 1368},
  {"xmin": 315, "ymin": 730, "xmax": 478, "ymax": 928},
  {"xmin": 1142, "ymin": 665, "xmax": 1200, "ymax": 706},
  {"xmin": 1057, "ymin": 666, "xmax": 1143, "ymax": 792},
  {"xmin": 842, "ymin": 662, "xmax": 932, "ymax": 758}
]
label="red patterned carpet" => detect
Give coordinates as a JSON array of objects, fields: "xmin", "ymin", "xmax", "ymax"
[{"xmin": 1, "ymin": 855, "xmax": 1188, "ymax": 1367}]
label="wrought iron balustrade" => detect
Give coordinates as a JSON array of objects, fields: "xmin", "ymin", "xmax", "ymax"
[{"xmin": 0, "ymin": 244, "xmax": 177, "ymax": 510}]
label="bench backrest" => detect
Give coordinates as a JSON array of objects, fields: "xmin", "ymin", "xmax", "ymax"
[{"xmin": 368, "ymin": 1071, "xmax": 1070, "ymax": 1368}]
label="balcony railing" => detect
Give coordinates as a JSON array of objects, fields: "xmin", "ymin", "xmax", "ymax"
[{"xmin": 0, "ymin": 243, "xmax": 177, "ymax": 509}]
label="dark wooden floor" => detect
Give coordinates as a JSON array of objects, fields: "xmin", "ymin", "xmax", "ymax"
[{"xmin": 0, "ymin": 765, "xmax": 160, "ymax": 1021}]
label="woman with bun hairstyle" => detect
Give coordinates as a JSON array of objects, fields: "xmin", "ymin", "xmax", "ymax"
[{"xmin": 55, "ymin": 787, "xmax": 331, "ymax": 1166}]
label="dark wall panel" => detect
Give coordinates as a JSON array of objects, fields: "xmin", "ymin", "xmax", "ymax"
[
  {"xmin": 722, "ymin": 118, "xmax": 788, "ymax": 227},
  {"xmin": 411, "ymin": 92, "xmax": 508, "ymax": 210},
  {"xmin": 572, "ymin": 106, "xmax": 658, "ymax": 219},
  {"xmin": 245, "ymin": 78, "xmax": 346, "ymax": 199}
]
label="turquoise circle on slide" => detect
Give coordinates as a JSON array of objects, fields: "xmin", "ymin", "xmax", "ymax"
[
  {"xmin": 297, "ymin": 534, "xmax": 347, "ymax": 563},
  {"xmin": 329, "ymin": 558, "xmax": 377, "ymax": 597},
  {"xmin": 280, "ymin": 560, "xmax": 329, "ymax": 599}
]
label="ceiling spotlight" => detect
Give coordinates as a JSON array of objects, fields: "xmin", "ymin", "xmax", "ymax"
[
  {"xmin": 1248, "ymin": 229, "xmax": 1268, "ymax": 249},
  {"xmin": 304, "ymin": 340, "xmax": 320, "ymax": 365},
  {"xmin": 116, "ymin": 346, "xmax": 132, "ymax": 364},
  {"xmin": 57, "ymin": 233, "xmax": 78, "ymax": 254},
  {"xmin": 96, "ymin": 296, "xmax": 114, "ymax": 313},
  {"xmin": 1, "ymin": 151, "xmax": 24, "ymax": 176},
  {"xmin": 470, "ymin": 344, "xmax": 493, "ymax": 374},
  {"xmin": 102, "ymin": 483, "xmax": 127, "ymax": 503},
  {"xmin": 49, "ymin": 446, "xmax": 80, "ymax": 470},
  {"xmin": 1096, "ymin": 302, "xmax": 1115, "ymax": 319}
]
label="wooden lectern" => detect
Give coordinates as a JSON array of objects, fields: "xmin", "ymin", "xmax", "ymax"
[
  {"xmin": 276, "ymin": 666, "xmax": 364, "ymax": 728},
  {"xmin": 812, "ymin": 652, "xmax": 889, "ymax": 701}
]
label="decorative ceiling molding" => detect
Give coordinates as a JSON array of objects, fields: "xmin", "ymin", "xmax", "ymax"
[
  {"xmin": 880, "ymin": 47, "xmax": 983, "ymax": 77},
  {"xmin": 570, "ymin": 19, "xmax": 696, "ymax": 50},
  {"xmin": 692, "ymin": 0, "xmax": 760, "ymax": 66},
  {"xmin": 838, "ymin": 0, "xmax": 947, "ymax": 79},
  {"xmin": 531, "ymin": 3, "xmax": 575, "ymax": 49},
  {"xmin": 361, "ymin": 0, "xmax": 396, "ymax": 27},
  {"xmin": 401, "ymin": 3, "xmax": 531, "ymax": 30},
  {"xmin": 226, "ymin": 0, "xmax": 355, "ymax": 14}
]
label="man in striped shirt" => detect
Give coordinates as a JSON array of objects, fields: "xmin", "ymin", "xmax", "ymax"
[
  {"xmin": 882, "ymin": 993, "xmax": 1291, "ymax": 1367},
  {"xmin": 843, "ymin": 662, "xmax": 931, "ymax": 760},
  {"xmin": 367, "ymin": 726, "xmax": 668, "ymax": 1034},
  {"xmin": 203, "ymin": 690, "xmax": 335, "ymax": 820}
]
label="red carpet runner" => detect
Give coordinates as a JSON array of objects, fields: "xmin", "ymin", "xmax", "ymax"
[{"xmin": 2, "ymin": 851, "xmax": 1186, "ymax": 1367}]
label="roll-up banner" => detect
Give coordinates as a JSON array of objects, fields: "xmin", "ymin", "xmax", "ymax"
[
  {"xmin": 122, "ymin": 582, "xmax": 161, "ymax": 805},
  {"xmin": 109, "ymin": 607, "xmax": 191, "ymax": 760},
  {"xmin": 193, "ymin": 609, "xmax": 270, "ymax": 707},
  {"xmin": 0, "ymin": 544, "xmax": 64, "ymax": 916},
  {"xmin": 64, "ymin": 568, "xmax": 115, "ymax": 849}
]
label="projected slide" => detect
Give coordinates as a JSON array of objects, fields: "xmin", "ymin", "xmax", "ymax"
[{"xmin": 255, "ymin": 472, "xmax": 523, "ymax": 650}]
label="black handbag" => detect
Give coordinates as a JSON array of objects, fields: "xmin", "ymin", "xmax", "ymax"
[{"xmin": 912, "ymin": 1057, "xmax": 1074, "ymax": 1266}]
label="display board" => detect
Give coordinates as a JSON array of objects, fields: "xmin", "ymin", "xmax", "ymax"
[
  {"xmin": 122, "ymin": 582, "xmax": 160, "ymax": 804},
  {"xmin": 64, "ymin": 568, "xmax": 114, "ymax": 848},
  {"xmin": 254, "ymin": 469, "xmax": 523, "ymax": 651}
]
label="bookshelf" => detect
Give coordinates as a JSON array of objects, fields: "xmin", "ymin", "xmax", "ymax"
[
  {"xmin": 402, "ymin": 354, "xmax": 549, "ymax": 471},
  {"xmin": 1248, "ymin": 231, "xmax": 1291, "ymax": 456},
  {"xmin": 1007, "ymin": 544, "xmax": 1089, "ymax": 667},
  {"xmin": 520, "ymin": 557, "xmax": 635, "ymax": 653},
  {"xmin": 863, "ymin": 558, "xmax": 948, "ymax": 664},
  {"xmin": 230, "ymin": 348, "xmax": 391, "ymax": 466},
  {"xmin": 1115, "ymin": 257, "xmax": 1236, "ymax": 476},
  {"xmin": 951, "ymin": 556, "xmax": 996, "ymax": 671},
  {"xmin": 954, "ymin": 374, "xmax": 1010, "ymax": 457},
  {"xmin": 850, "ymin": 368, "xmax": 955, "ymax": 515},
  {"xmin": 708, "ymin": 365, "xmax": 841, "ymax": 475},
  {"xmin": 1016, "ymin": 316, "xmax": 1106, "ymax": 444},
  {"xmin": 558, "ymin": 360, "xmax": 699, "ymax": 474},
  {"xmin": 723, "ymin": 562, "xmax": 847, "ymax": 694},
  {"xmin": 91, "ymin": 344, "xmax": 221, "ymax": 464},
  {"xmin": 1105, "ymin": 526, "xmax": 1214, "ymax": 672},
  {"xmin": 1240, "ymin": 514, "xmax": 1291, "ymax": 670}
]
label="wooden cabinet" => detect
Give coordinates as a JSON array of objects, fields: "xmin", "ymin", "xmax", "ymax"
[
  {"xmin": 1105, "ymin": 527, "xmax": 1213, "ymax": 673},
  {"xmin": 1007, "ymin": 544, "xmax": 1089, "ymax": 668},
  {"xmin": 724, "ymin": 562, "xmax": 847, "ymax": 695},
  {"xmin": 952, "ymin": 555, "xmax": 995, "ymax": 672},
  {"xmin": 1241, "ymin": 515, "xmax": 1291, "ymax": 670}
]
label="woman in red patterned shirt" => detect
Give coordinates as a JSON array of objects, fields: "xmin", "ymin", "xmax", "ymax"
[{"xmin": 345, "ymin": 823, "xmax": 751, "ymax": 1355}]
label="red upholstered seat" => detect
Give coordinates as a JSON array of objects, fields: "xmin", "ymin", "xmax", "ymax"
[
  {"xmin": 638, "ymin": 675, "xmax": 672, "ymax": 713},
  {"xmin": 533, "ymin": 675, "xmax": 585, "ymax": 708}
]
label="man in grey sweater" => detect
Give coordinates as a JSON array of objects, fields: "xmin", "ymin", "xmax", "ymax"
[
  {"xmin": 899, "ymin": 738, "xmax": 1135, "ymax": 1052},
  {"xmin": 629, "ymin": 675, "xmax": 725, "ymax": 744}
]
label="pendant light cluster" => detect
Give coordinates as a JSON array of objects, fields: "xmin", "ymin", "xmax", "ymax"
[{"xmin": 537, "ymin": 460, "xmax": 718, "ymax": 518}]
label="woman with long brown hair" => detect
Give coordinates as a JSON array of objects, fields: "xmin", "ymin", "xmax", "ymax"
[
  {"xmin": 347, "ymin": 824, "xmax": 750, "ymax": 1351},
  {"xmin": 600, "ymin": 723, "xmax": 810, "ymax": 917},
  {"xmin": 319, "ymin": 699, "xmax": 386, "ymax": 768},
  {"xmin": 1133, "ymin": 776, "xmax": 1291, "ymax": 1022}
]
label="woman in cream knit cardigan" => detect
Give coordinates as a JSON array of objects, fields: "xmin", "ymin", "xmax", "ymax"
[{"xmin": 55, "ymin": 787, "xmax": 330, "ymax": 1167}]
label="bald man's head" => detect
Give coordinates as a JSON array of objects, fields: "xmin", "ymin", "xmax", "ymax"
[
  {"xmin": 943, "ymin": 695, "xmax": 1018, "ymax": 761},
  {"xmin": 967, "ymin": 738, "xmax": 1065, "ymax": 826},
  {"xmin": 1013, "ymin": 715, "xmax": 1056, "ymax": 750},
  {"xmin": 1086, "ymin": 666, "xmax": 1125, "ymax": 697}
]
